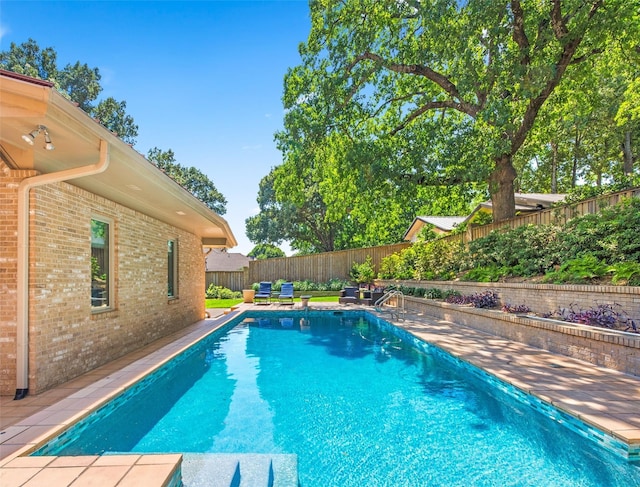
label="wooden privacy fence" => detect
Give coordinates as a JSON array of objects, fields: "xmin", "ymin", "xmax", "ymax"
[
  {"xmin": 206, "ymin": 187, "xmax": 639, "ymax": 292},
  {"xmin": 205, "ymin": 270, "xmax": 247, "ymax": 292},
  {"xmin": 244, "ymin": 243, "xmax": 410, "ymax": 290},
  {"xmin": 205, "ymin": 244, "xmax": 409, "ymax": 291},
  {"xmin": 462, "ymin": 187, "xmax": 640, "ymax": 244}
]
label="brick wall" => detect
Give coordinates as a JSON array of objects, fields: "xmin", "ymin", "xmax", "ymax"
[
  {"xmin": 401, "ymin": 297, "xmax": 640, "ymax": 376},
  {"xmin": 1, "ymin": 163, "xmax": 206, "ymax": 395},
  {"xmin": 0, "ymin": 163, "xmax": 38, "ymax": 394},
  {"xmin": 380, "ymin": 279, "xmax": 640, "ymax": 324}
]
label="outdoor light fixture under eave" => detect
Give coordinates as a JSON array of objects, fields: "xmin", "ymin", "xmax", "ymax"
[{"xmin": 21, "ymin": 125, "xmax": 55, "ymax": 150}]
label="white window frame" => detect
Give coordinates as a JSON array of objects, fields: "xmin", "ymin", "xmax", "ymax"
[
  {"xmin": 168, "ymin": 239, "xmax": 178, "ymax": 299},
  {"xmin": 91, "ymin": 216, "xmax": 114, "ymax": 311}
]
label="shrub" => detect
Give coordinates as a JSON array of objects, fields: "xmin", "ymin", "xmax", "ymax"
[
  {"xmin": 556, "ymin": 197, "xmax": 640, "ymax": 265},
  {"xmin": 502, "ymin": 303, "xmax": 532, "ymax": 314},
  {"xmin": 467, "ymin": 224, "xmax": 562, "ymax": 276},
  {"xmin": 206, "ymin": 284, "xmax": 241, "ymax": 299},
  {"xmin": 425, "ymin": 288, "xmax": 444, "ymax": 299},
  {"xmin": 609, "ymin": 262, "xmax": 640, "ymax": 286},
  {"xmin": 542, "ymin": 254, "xmax": 608, "ymax": 284},
  {"xmin": 445, "ymin": 290, "xmax": 498, "ymax": 308},
  {"xmin": 379, "ymin": 253, "xmax": 403, "ymax": 279},
  {"xmin": 417, "ymin": 238, "xmax": 466, "ymax": 280},
  {"xmin": 414, "ymin": 287, "xmax": 427, "ymax": 298},
  {"xmin": 462, "ymin": 265, "xmax": 509, "ymax": 282},
  {"xmin": 350, "ymin": 256, "xmax": 375, "ymax": 286},
  {"xmin": 546, "ymin": 303, "xmax": 638, "ymax": 333},
  {"xmin": 442, "ymin": 289, "xmax": 461, "ymax": 300}
]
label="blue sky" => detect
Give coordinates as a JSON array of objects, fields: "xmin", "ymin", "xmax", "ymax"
[{"xmin": 0, "ymin": 0, "xmax": 311, "ymax": 255}]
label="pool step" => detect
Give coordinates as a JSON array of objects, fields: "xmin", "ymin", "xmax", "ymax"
[{"xmin": 181, "ymin": 453, "xmax": 298, "ymax": 487}]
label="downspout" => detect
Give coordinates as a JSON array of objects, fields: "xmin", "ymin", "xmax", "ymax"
[{"xmin": 15, "ymin": 139, "xmax": 110, "ymax": 399}]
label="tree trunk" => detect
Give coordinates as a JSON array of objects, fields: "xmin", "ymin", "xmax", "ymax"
[
  {"xmin": 489, "ymin": 154, "xmax": 517, "ymax": 222},
  {"xmin": 571, "ymin": 129, "xmax": 580, "ymax": 188},
  {"xmin": 623, "ymin": 130, "xmax": 633, "ymax": 176},
  {"xmin": 550, "ymin": 140, "xmax": 558, "ymax": 193}
]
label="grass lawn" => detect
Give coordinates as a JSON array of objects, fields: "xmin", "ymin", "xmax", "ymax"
[{"xmin": 205, "ymin": 295, "xmax": 339, "ymax": 308}]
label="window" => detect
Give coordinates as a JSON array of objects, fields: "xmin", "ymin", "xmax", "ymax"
[
  {"xmin": 168, "ymin": 239, "xmax": 178, "ymax": 298},
  {"xmin": 91, "ymin": 218, "xmax": 110, "ymax": 308}
]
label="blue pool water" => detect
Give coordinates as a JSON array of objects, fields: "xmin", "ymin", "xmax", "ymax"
[{"xmin": 35, "ymin": 311, "xmax": 640, "ymax": 486}]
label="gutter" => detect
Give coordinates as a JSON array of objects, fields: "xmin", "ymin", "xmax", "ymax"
[{"xmin": 15, "ymin": 140, "xmax": 110, "ymax": 400}]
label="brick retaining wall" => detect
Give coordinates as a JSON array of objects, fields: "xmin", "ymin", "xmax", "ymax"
[
  {"xmin": 379, "ymin": 279, "xmax": 640, "ymax": 324},
  {"xmin": 402, "ymin": 296, "xmax": 640, "ymax": 377}
]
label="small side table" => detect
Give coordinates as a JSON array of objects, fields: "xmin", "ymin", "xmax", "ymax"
[
  {"xmin": 242, "ymin": 289, "xmax": 255, "ymax": 303},
  {"xmin": 300, "ymin": 295, "xmax": 312, "ymax": 308}
]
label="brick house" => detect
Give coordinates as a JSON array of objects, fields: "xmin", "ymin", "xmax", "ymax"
[{"xmin": 0, "ymin": 70, "xmax": 237, "ymax": 398}]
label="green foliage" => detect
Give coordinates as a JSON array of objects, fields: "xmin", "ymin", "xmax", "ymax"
[
  {"xmin": 462, "ymin": 266, "xmax": 509, "ymax": 283},
  {"xmin": 147, "ymin": 147, "xmax": 227, "ymax": 215},
  {"xmin": 205, "ymin": 285, "xmax": 241, "ymax": 299},
  {"xmin": 415, "ymin": 225, "xmax": 438, "ymax": 243},
  {"xmin": 90, "ymin": 256, "xmax": 105, "ymax": 281},
  {"xmin": 542, "ymin": 254, "xmax": 609, "ymax": 284},
  {"xmin": 414, "ymin": 239, "xmax": 466, "ymax": 281},
  {"xmin": 608, "ymin": 262, "xmax": 640, "ymax": 286},
  {"xmin": 468, "ymin": 224, "xmax": 563, "ymax": 276},
  {"xmin": 350, "ymin": 256, "xmax": 375, "ymax": 285},
  {"xmin": 467, "ymin": 211, "xmax": 493, "ymax": 227},
  {"xmin": 379, "ymin": 253, "xmax": 410, "ymax": 280},
  {"xmin": 555, "ymin": 197, "xmax": 640, "ymax": 264},
  {"xmin": 332, "ymin": 280, "xmax": 349, "ymax": 292},
  {"xmin": 380, "ymin": 238, "xmax": 465, "ymax": 281},
  {"xmin": 381, "ymin": 197, "xmax": 640, "ymax": 286},
  {"xmin": 248, "ymin": 243, "xmax": 285, "ymax": 260},
  {"xmin": 92, "ymin": 97, "xmax": 138, "ymax": 145},
  {"xmin": 282, "ymin": 0, "xmax": 635, "ymax": 228}
]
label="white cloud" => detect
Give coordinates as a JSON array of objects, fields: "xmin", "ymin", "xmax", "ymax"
[
  {"xmin": 0, "ymin": 23, "xmax": 9, "ymax": 42},
  {"xmin": 241, "ymin": 144, "xmax": 262, "ymax": 151}
]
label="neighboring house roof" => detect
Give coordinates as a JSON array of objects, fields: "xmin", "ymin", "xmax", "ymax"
[
  {"xmin": 403, "ymin": 216, "xmax": 467, "ymax": 242},
  {"xmin": 0, "ymin": 69, "xmax": 237, "ymax": 248},
  {"xmin": 403, "ymin": 193, "xmax": 567, "ymax": 242},
  {"xmin": 205, "ymin": 250, "xmax": 253, "ymax": 271},
  {"xmin": 474, "ymin": 193, "xmax": 567, "ymax": 213}
]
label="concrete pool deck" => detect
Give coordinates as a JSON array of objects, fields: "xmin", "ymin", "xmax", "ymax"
[{"xmin": 1, "ymin": 302, "xmax": 639, "ymax": 485}]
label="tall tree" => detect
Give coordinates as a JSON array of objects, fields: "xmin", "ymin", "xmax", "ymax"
[
  {"xmin": 57, "ymin": 61, "xmax": 102, "ymax": 112},
  {"xmin": 0, "ymin": 38, "xmax": 57, "ymax": 81},
  {"xmin": 147, "ymin": 147, "xmax": 227, "ymax": 215},
  {"xmin": 0, "ymin": 38, "xmax": 138, "ymax": 145},
  {"xmin": 248, "ymin": 243, "xmax": 286, "ymax": 260},
  {"xmin": 92, "ymin": 98, "xmax": 139, "ymax": 145},
  {"xmin": 284, "ymin": 0, "xmax": 635, "ymax": 222}
]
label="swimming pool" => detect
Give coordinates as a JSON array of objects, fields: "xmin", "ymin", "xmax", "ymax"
[{"xmin": 34, "ymin": 310, "xmax": 640, "ymax": 486}]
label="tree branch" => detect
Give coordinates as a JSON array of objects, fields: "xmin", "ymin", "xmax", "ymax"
[
  {"xmin": 550, "ymin": 0, "xmax": 569, "ymax": 39},
  {"xmin": 511, "ymin": 1, "xmax": 531, "ymax": 65},
  {"xmin": 390, "ymin": 101, "xmax": 466, "ymax": 136},
  {"xmin": 513, "ymin": 1, "xmax": 603, "ymax": 152},
  {"xmin": 348, "ymin": 51, "xmax": 480, "ymax": 117},
  {"xmin": 569, "ymin": 48, "xmax": 604, "ymax": 64}
]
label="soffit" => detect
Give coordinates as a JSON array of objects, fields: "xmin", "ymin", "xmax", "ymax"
[{"xmin": 0, "ymin": 70, "xmax": 237, "ymax": 248}]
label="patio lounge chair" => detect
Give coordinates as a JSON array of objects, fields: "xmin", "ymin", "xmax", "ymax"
[
  {"xmin": 278, "ymin": 282, "xmax": 294, "ymax": 305},
  {"xmin": 254, "ymin": 281, "xmax": 272, "ymax": 304},
  {"xmin": 339, "ymin": 286, "xmax": 359, "ymax": 305}
]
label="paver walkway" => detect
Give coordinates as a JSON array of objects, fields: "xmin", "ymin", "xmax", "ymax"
[{"xmin": 1, "ymin": 302, "xmax": 639, "ymax": 486}]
